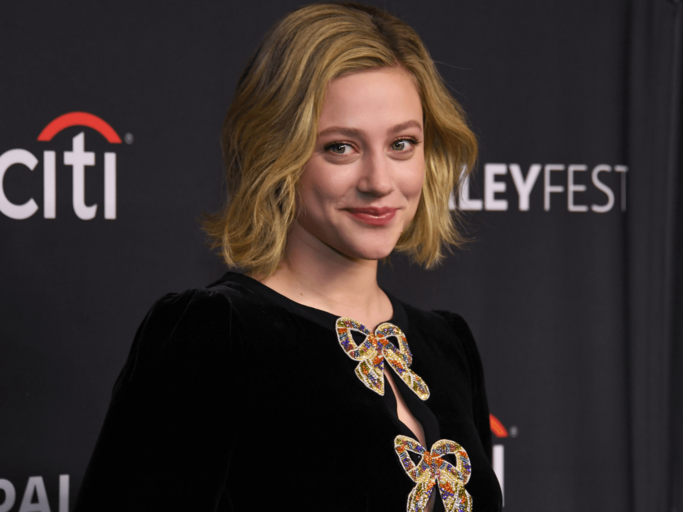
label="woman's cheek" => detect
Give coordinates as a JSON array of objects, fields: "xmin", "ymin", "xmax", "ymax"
[
  {"xmin": 407, "ymin": 166, "xmax": 426, "ymax": 201},
  {"xmin": 403, "ymin": 168, "xmax": 425, "ymax": 225}
]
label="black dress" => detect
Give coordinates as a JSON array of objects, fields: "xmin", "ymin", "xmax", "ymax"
[{"xmin": 75, "ymin": 272, "xmax": 503, "ymax": 511}]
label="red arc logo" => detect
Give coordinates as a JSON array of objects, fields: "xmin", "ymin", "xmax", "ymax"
[{"xmin": 37, "ymin": 112, "xmax": 121, "ymax": 143}]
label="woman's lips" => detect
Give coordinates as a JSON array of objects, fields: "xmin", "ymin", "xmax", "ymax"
[{"xmin": 346, "ymin": 207, "xmax": 397, "ymax": 226}]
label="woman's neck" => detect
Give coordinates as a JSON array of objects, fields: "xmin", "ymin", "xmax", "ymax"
[{"xmin": 254, "ymin": 231, "xmax": 393, "ymax": 329}]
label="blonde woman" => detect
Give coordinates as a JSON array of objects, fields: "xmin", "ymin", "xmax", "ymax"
[{"xmin": 75, "ymin": 3, "xmax": 502, "ymax": 512}]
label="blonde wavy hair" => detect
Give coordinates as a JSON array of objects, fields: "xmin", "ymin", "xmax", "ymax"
[{"xmin": 204, "ymin": 2, "xmax": 477, "ymax": 277}]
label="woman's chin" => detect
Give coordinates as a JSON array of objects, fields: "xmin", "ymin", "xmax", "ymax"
[
  {"xmin": 335, "ymin": 242, "xmax": 396, "ymax": 262},
  {"xmin": 350, "ymin": 235, "xmax": 403, "ymax": 261},
  {"xmin": 306, "ymin": 227, "xmax": 402, "ymax": 263}
]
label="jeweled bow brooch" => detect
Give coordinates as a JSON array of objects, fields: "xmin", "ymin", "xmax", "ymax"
[
  {"xmin": 335, "ymin": 317, "xmax": 430, "ymax": 400},
  {"xmin": 394, "ymin": 435, "xmax": 473, "ymax": 512}
]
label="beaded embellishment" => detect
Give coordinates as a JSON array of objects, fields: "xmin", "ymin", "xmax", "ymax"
[
  {"xmin": 335, "ymin": 317, "xmax": 430, "ymax": 400},
  {"xmin": 394, "ymin": 435, "xmax": 473, "ymax": 512}
]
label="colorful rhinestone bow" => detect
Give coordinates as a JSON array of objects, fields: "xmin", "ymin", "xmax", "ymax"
[
  {"xmin": 335, "ymin": 317, "xmax": 430, "ymax": 400},
  {"xmin": 394, "ymin": 435, "xmax": 473, "ymax": 512}
]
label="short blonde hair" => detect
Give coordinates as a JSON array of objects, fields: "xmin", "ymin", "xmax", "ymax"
[{"xmin": 204, "ymin": 2, "xmax": 477, "ymax": 276}]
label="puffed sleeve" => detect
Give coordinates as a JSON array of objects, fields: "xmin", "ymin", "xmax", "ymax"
[
  {"xmin": 434, "ymin": 310, "xmax": 493, "ymax": 462},
  {"xmin": 74, "ymin": 288, "xmax": 244, "ymax": 511}
]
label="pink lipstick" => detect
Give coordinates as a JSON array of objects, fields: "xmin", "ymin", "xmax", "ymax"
[{"xmin": 346, "ymin": 207, "xmax": 397, "ymax": 226}]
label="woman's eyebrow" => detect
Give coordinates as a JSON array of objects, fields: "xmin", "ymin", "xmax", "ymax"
[
  {"xmin": 317, "ymin": 120, "xmax": 423, "ymax": 139},
  {"xmin": 317, "ymin": 126, "xmax": 364, "ymax": 138},
  {"xmin": 390, "ymin": 120, "xmax": 423, "ymax": 133}
]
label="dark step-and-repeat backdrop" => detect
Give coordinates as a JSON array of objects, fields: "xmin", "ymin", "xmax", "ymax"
[{"xmin": 2, "ymin": 1, "xmax": 681, "ymax": 511}]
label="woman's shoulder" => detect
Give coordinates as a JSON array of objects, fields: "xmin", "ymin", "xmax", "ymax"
[
  {"xmin": 397, "ymin": 299, "xmax": 482, "ymax": 364},
  {"xmin": 118, "ymin": 273, "xmax": 256, "ymax": 390},
  {"xmin": 143, "ymin": 272, "xmax": 260, "ymax": 326},
  {"xmin": 131, "ymin": 273, "xmax": 263, "ymax": 357},
  {"xmin": 398, "ymin": 300, "xmax": 473, "ymax": 341}
]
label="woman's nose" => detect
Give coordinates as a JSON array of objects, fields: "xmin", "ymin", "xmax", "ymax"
[{"xmin": 357, "ymin": 153, "xmax": 395, "ymax": 197}]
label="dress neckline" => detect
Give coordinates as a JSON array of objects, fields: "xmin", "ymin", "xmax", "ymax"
[
  {"xmin": 225, "ymin": 271, "xmax": 410, "ymax": 334},
  {"xmin": 223, "ymin": 270, "xmax": 445, "ymax": 512}
]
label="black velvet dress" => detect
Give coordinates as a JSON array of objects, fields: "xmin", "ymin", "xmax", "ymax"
[{"xmin": 75, "ymin": 272, "xmax": 502, "ymax": 511}]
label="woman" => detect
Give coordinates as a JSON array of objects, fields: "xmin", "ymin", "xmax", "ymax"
[{"xmin": 75, "ymin": 3, "xmax": 502, "ymax": 511}]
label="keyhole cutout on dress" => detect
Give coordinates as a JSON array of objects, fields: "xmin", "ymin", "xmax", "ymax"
[
  {"xmin": 384, "ymin": 369, "xmax": 426, "ymax": 447},
  {"xmin": 384, "ymin": 369, "xmax": 436, "ymax": 512}
]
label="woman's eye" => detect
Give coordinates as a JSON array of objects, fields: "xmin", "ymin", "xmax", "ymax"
[
  {"xmin": 391, "ymin": 139, "xmax": 415, "ymax": 151},
  {"xmin": 326, "ymin": 143, "xmax": 352, "ymax": 155}
]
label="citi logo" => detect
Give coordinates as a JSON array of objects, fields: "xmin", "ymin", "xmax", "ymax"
[{"xmin": 0, "ymin": 112, "xmax": 123, "ymax": 220}]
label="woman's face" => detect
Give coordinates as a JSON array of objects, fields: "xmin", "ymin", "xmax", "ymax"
[{"xmin": 291, "ymin": 65, "xmax": 425, "ymax": 263}]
